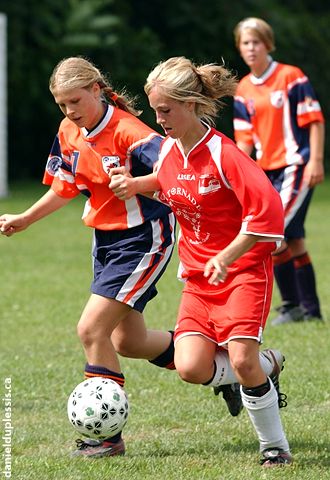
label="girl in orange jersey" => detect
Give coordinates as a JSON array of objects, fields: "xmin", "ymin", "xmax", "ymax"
[
  {"xmin": 110, "ymin": 56, "xmax": 292, "ymax": 467},
  {"xmin": 233, "ymin": 18, "xmax": 325, "ymax": 325},
  {"xmin": 0, "ymin": 56, "xmax": 179, "ymax": 458}
]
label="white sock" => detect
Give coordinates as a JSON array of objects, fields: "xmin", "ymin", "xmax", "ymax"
[
  {"xmin": 241, "ymin": 380, "xmax": 290, "ymax": 453},
  {"xmin": 207, "ymin": 350, "xmax": 273, "ymax": 387}
]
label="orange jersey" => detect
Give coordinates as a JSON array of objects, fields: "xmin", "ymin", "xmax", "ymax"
[
  {"xmin": 43, "ymin": 105, "xmax": 170, "ymax": 230},
  {"xmin": 234, "ymin": 61, "xmax": 324, "ymax": 170}
]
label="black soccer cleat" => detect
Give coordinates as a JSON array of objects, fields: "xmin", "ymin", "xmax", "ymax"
[{"xmin": 214, "ymin": 383, "xmax": 243, "ymax": 417}]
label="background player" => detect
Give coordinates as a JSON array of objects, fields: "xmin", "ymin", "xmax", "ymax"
[
  {"xmin": 233, "ymin": 17, "xmax": 325, "ymax": 325},
  {"xmin": 110, "ymin": 56, "xmax": 292, "ymax": 467}
]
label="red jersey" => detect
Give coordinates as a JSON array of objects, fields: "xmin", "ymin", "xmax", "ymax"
[
  {"xmin": 43, "ymin": 105, "xmax": 170, "ymax": 230},
  {"xmin": 234, "ymin": 61, "xmax": 324, "ymax": 170},
  {"xmin": 155, "ymin": 127, "xmax": 284, "ymax": 279}
]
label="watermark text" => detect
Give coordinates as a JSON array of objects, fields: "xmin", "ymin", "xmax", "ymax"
[{"xmin": 2, "ymin": 377, "xmax": 12, "ymax": 478}]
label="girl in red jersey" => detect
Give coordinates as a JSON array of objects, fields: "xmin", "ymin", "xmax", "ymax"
[
  {"xmin": 233, "ymin": 18, "xmax": 325, "ymax": 325},
  {"xmin": 0, "ymin": 57, "xmax": 179, "ymax": 458},
  {"xmin": 110, "ymin": 56, "xmax": 292, "ymax": 467}
]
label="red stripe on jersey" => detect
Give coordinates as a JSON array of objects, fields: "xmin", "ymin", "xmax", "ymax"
[{"xmin": 120, "ymin": 252, "xmax": 161, "ymax": 305}]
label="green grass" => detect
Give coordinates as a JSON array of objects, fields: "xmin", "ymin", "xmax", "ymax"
[{"xmin": 1, "ymin": 180, "xmax": 330, "ymax": 480}]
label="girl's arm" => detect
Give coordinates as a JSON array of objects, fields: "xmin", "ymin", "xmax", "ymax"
[
  {"xmin": 304, "ymin": 121, "xmax": 325, "ymax": 187},
  {"xmin": 204, "ymin": 233, "xmax": 264, "ymax": 285},
  {"xmin": 0, "ymin": 188, "xmax": 71, "ymax": 236},
  {"xmin": 109, "ymin": 167, "xmax": 160, "ymax": 200}
]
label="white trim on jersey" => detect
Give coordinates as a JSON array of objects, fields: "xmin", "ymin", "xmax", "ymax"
[
  {"xmin": 82, "ymin": 105, "xmax": 114, "ymax": 138},
  {"xmin": 283, "ymin": 96, "xmax": 304, "ymax": 166},
  {"xmin": 233, "ymin": 118, "xmax": 253, "ymax": 131},
  {"xmin": 115, "ymin": 213, "xmax": 176, "ymax": 306},
  {"xmin": 206, "ymin": 134, "xmax": 232, "ymax": 190},
  {"xmin": 57, "ymin": 168, "xmax": 75, "ymax": 184},
  {"xmin": 280, "ymin": 165, "xmax": 310, "ymax": 228}
]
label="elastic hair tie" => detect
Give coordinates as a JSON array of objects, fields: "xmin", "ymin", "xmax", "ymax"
[{"xmin": 111, "ymin": 92, "xmax": 118, "ymax": 102}]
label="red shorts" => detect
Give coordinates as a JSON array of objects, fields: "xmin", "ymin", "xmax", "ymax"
[{"xmin": 174, "ymin": 257, "xmax": 273, "ymax": 346}]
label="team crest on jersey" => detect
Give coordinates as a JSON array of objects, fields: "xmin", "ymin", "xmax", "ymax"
[
  {"xmin": 198, "ymin": 174, "xmax": 220, "ymax": 195},
  {"xmin": 102, "ymin": 155, "xmax": 121, "ymax": 174},
  {"xmin": 270, "ymin": 90, "xmax": 284, "ymax": 108},
  {"xmin": 46, "ymin": 155, "xmax": 62, "ymax": 176}
]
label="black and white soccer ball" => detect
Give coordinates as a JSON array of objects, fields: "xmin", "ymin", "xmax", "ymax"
[{"xmin": 67, "ymin": 377, "xmax": 129, "ymax": 439}]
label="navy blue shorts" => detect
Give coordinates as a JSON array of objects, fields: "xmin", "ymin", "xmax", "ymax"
[
  {"xmin": 265, "ymin": 164, "xmax": 313, "ymax": 240},
  {"xmin": 91, "ymin": 212, "xmax": 176, "ymax": 312}
]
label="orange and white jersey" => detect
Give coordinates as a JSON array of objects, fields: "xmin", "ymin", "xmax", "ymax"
[
  {"xmin": 234, "ymin": 61, "xmax": 324, "ymax": 170},
  {"xmin": 155, "ymin": 126, "xmax": 284, "ymax": 279},
  {"xmin": 43, "ymin": 104, "xmax": 170, "ymax": 230}
]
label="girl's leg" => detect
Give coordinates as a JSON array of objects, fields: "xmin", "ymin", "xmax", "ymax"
[
  {"xmin": 77, "ymin": 293, "xmax": 131, "ymax": 372},
  {"xmin": 111, "ymin": 309, "xmax": 174, "ymax": 368},
  {"xmin": 174, "ymin": 334, "xmax": 217, "ymax": 384},
  {"xmin": 73, "ymin": 294, "xmax": 131, "ymax": 457},
  {"xmin": 228, "ymin": 339, "xmax": 291, "ymax": 466}
]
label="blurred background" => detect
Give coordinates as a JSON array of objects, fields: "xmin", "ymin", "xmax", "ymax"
[{"xmin": 0, "ymin": 0, "xmax": 329, "ymax": 183}]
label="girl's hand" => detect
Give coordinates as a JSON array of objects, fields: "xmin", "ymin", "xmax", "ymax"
[
  {"xmin": 0, "ymin": 214, "xmax": 27, "ymax": 236},
  {"xmin": 204, "ymin": 255, "xmax": 228, "ymax": 285},
  {"xmin": 109, "ymin": 167, "xmax": 135, "ymax": 200}
]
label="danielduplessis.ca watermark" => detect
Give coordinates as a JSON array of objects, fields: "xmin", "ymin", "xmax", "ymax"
[{"xmin": 2, "ymin": 377, "xmax": 12, "ymax": 479}]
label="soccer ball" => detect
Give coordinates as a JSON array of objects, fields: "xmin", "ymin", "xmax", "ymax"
[{"xmin": 67, "ymin": 377, "xmax": 129, "ymax": 440}]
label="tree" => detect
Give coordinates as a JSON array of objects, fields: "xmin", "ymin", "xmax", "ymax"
[{"xmin": 1, "ymin": 0, "xmax": 329, "ymax": 178}]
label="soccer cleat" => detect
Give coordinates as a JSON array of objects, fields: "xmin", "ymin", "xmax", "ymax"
[
  {"xmin": 213, "ymin": 383, "xmax": 243, "ymax": 417},
  {"xmin": 303, "ymin": 312, "xmax": 323, "ymax": 321},
  {"xmin": 271, "ymin": 304, "xmax": 305, "ymax": 326},
  {"xmin": 261, "ymin": 349, "xmax": 287, "ymax": 408},
  {"xmin": 260, "ymin": 448, "xmax": 293, "ymax": 467},
  {"xmin": 71, "ymin": 437, "xmax": 125, "ymax": 458}
]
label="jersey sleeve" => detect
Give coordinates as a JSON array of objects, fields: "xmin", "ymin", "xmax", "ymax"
[
  {"xmin": 129, "ymin": 133, "xmax": 163, "ymax": 176},
  {"xmin": 288, "ymin": 68, "xmax": 324, "ymax": 128},
  {"xmin": 233, "ymin": 84, "xmax": 254, "ymax": 146},
  {"xmin": 221, "ymin": 141, "xmax": 284, "ymax": 240},
  {"xmin": 42, "ymin": 133, "xmax": 80, "ymax": 199}
]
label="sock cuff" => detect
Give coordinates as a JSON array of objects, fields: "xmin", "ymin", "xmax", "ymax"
[
  {"xmin": 149, "ymin": 331, "xmax": 175, "ymax": 369},
  {"xmin": 293, "ymin": 251, "xmax": 311, "ymax": 268},
  {"xmin": 241, "ymin": 378, "xmax": 277, "ymax": 410},
  {"xmin": 272, "ymin": 247, "xmax": 292, "ymax": 266},
  {"xmin": 84, "ymin": 363, "xmax": 125, "ymax": 387}
]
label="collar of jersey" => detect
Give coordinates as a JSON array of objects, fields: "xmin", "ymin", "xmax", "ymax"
[
  {"xmin": 250, "ymin": 59, "xmax": 278, "ymax": 85},
  {"xmin": 174, "ymin": 121, "xmax": 212, "ymax": 157},
  {"xmin": 81, "ymin": 104, "xmax": 114, "ymax": 139}
]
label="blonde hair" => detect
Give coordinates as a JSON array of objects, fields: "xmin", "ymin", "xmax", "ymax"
[
  {"xmin": 49, "ymin": 56, "xmax": 141, "ymax": 116},
  {"xmin": 234, "ymin": 17, "xmax": 275, "ymax": 52},
  {"xmin": 144, "ymin": 56, "xmax": 237, "ymax": 126}
]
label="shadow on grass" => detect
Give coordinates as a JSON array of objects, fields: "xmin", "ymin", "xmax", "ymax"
[{"xmin": 126, "ymin": 438, "xmax": 330, "ymax": 468}]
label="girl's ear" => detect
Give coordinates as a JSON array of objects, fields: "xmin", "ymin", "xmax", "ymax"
[{"xmin": 92, "ymin": 82, "xmax": 101, "ymax": 98}]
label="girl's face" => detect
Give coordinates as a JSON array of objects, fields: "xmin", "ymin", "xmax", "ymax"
[
  {"xmin": 238, "ymin": 30, "xmax": 270, "ymax": 76},
  {"xmin": 148, "ymin": 85, "xmax": 195, "ymax": 140},
  {"xmin": 53, "ymin": 83, "xmax": 104, "ymax": 130}
]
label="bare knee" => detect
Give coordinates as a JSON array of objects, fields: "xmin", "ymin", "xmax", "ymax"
[
  {"xmin": 176, "ymin": 357, "xmax": 206, "ymax": 384},
  {"xmin": 113, "ymin": 335, "xmax": 139, "ymax": 358},
  {"xmin": 77, "ymin": 321, "xmax": 102, "ymax": 348},
  {"xmin": 231, "ymin": 356, "xmax": 255, "ymax": 380}
]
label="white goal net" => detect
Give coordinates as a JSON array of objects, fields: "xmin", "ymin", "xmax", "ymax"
[{"xmin": 0, "ymin": 13, "xmax": 7, "ymax": 197}]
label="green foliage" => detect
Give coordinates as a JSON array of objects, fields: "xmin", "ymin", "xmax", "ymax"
[
  {"xmin": 0, "ymin": 180, "xmax": 329, "ymax": 479},
  {"xmin": 1, "ymin": 0, "xmax": 330, "ymax": 178}
]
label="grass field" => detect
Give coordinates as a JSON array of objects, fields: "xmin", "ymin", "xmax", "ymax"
[{"xmin": 1, "ymin": 180, "xmax": 329, "ymax": 480}]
